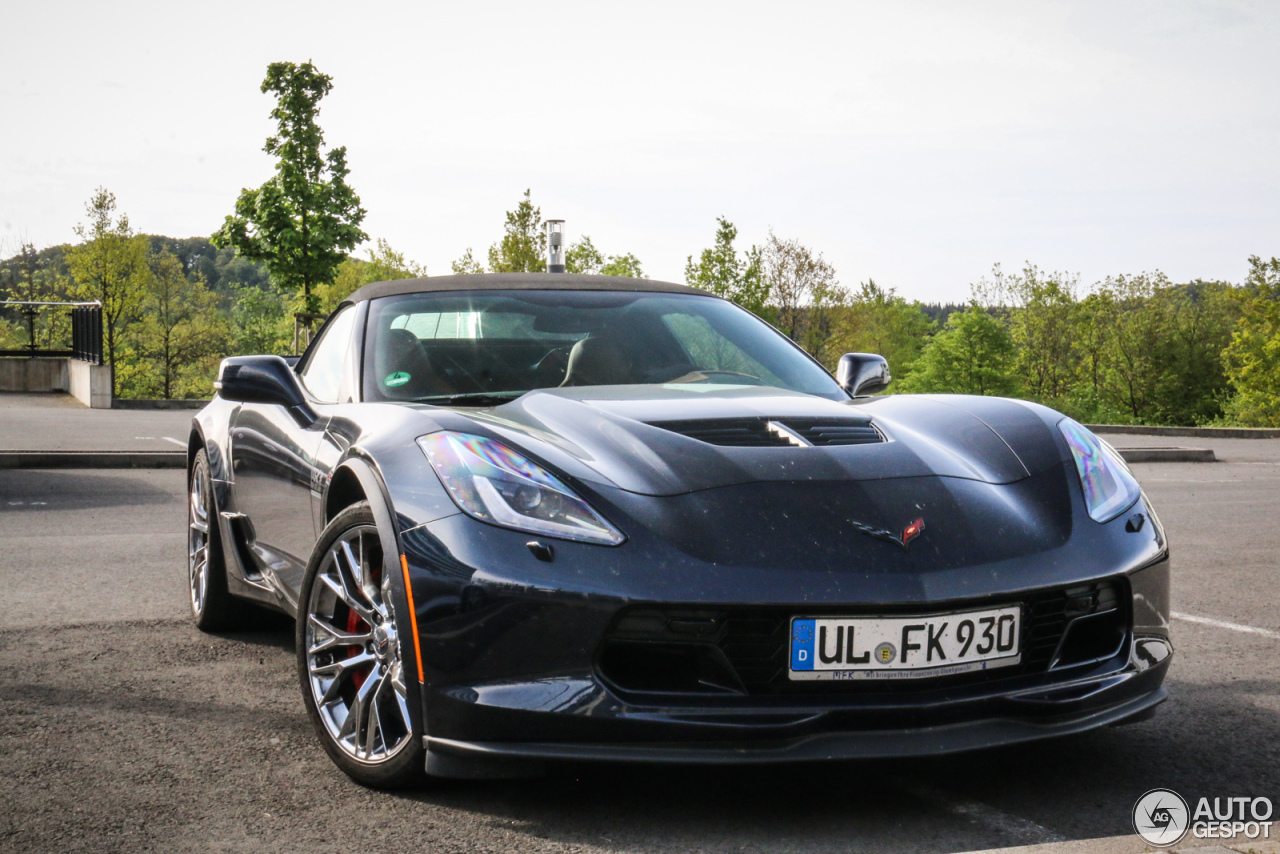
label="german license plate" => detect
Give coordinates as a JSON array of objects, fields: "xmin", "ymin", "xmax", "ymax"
[{"xmin": 789, "ymin": 605, "xmax": 1021, "ymax": 680}]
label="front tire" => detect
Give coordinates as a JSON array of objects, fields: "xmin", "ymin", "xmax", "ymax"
[
  {"xmin": 297, "ymin": 502, "xmax": 424, "ymax": 788},
  {"xmin": 188, "ymin": 449, "xmax": 246, "ymax": 630}
]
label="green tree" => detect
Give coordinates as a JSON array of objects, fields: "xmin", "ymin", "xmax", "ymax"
[
  {"xmin": 211, "ymin": 61, "xmax": 367, "ymax": 314},
  {"xmin": 1069, "ymin": 291, "xmax": 1111, "ymax": 417},
  {"xmin": 836, "ymin": 280, "xmax": 932, "ymax": 381},
  {"xmin": 685, "ymin": 217, "xmax": 769, "ymax": 317},
  {"xmin": 126, "ymin": 252, "xmax": 230, "ymax": 399},
  {"xmin": 65, "ymin": 188, "xmax": 151, "ymax": 395},
  {"xmin": 316, "ymin": 238, "xmax": 425, "ymax": 313},
  {"xmin": 762, "ymin": 230, "xmax": 844, "ymax": 352},
  {"xmin": 1149, "ymin": 281, "xmax": 1236, "ymax": 425},
  {"xmin": 231, "ymin": 283, "xmax": 292, "ymax": 356},
  {"xmin": 451, "ymin": 248, "xmax": 485, "ymax": 275},
  {"xmin": 600, "ymin": 253, "xmax": 645, "ymax": 278},
  {"xmin": 1222, "ymin": 256, "xmax": 1280, "ymax": 426},
  {"xmin": 565, "ymin": 235, "xmax": 645, "ymax": 278},
  {"xmin": 1092, "ymin": 273, "xmax": 1174, "ymax": 422},
  {"xmin": 487, "ymin": 189, "xmax": 545, "ymax": 273},
  {"xmin": 899, "ymin": 302, "xmax": 1020, "ymax": 396},
  {"xmin": 3, "ymin": 242, "xmax": 48, "ymax": 350},
  {"xmin": 979, "ymin": 264, "xmax": 1082, "ymax": 404},
  {"xmin": 564, "ymin": 235, "xmax": 604, "ymax": 274}
]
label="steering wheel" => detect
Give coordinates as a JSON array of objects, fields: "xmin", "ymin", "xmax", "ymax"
[{"xmin": 533, "ymin": 345, "xmax": 574, "ymax": 382}]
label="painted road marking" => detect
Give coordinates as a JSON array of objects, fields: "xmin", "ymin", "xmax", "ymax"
[
  {"xmin": 901, "ymin": 783, "xmax": 1067, "ymax": 846},
  {"xmin": 161, "ymin": 436, "xmax": 186, "ymax": 448},
  {"xmin": 1172, "ymin": 612, "xmax": 1280, "ymax": 640}
]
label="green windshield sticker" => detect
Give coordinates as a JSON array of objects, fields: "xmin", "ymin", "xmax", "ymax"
[{"xmin": 384, "ymin": 371, "xmax": 411, "ymax": 388}]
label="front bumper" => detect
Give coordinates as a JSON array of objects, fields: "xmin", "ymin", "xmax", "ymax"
[
  {"xmin": 398, "ymin": 469, "xmax": 1172, "ymax": 774},
  {"xmin": 425, "ymin": 683, "xmax": 1166, "ymax": 775}
]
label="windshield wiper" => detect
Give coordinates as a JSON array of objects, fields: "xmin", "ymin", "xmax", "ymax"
[{"xmin": 417, "ymin": 391, "xmax": 526, "ymax": 407}]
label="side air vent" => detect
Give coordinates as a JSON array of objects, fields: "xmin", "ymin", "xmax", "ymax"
[{"xmin": 649, "ymin": 417, "xmax": 884, "ymax": 448}]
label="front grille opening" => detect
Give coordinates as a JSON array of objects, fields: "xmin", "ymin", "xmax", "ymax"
[
  {"xmin": 648, "ymin": 417, "xmax": 884, "ymax": 447},
  {"xmin": 1053, "ymin": 608, "xmax": 1127, "ymax": 669},
  {"xmin": 599, "ymin": 642, "xmax": 744, "ymax": 694},
  {"xmin": 600, "ymin": 579, "xmax": 1131, "ymax": 698}
]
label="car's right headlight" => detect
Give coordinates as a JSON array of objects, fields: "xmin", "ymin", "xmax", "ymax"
[
  {"xmin": 417, "ymin": 431, "xmax": 625, "ymax": 546},
  {"xmin": 1058, "ymin": 418, "xmax": 1142, "ymax": 523}
]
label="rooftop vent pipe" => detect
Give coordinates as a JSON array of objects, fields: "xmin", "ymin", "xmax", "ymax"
[{"xmin": 546, "ymin": 220, "xmax": 565, "ymax": 273}]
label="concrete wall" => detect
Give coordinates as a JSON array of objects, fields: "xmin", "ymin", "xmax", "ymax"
[
  {"xmin": 0, "ymin": 358, "xmax": 70, "ymax": 392},
  {"xmin": 69, "ymin": 360, "xmax": 112, "ymax": 409}
]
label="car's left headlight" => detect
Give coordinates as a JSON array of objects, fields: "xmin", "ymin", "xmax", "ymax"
[
  {"xmin": 417, "ymin": 431, "xmax": 625, "ymax": 545},
  {"xmin": 1058, "ymin": 418, "xmax": 1142, "ymax": 523}
]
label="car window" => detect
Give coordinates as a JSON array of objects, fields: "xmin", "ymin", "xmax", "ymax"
[
  {"xmin": 392, "ymin": 310, "xmax": 483, "ymax": 339},
  {"xmin": 363, "ymin": 291, "xmax": 846, "ymax": 403},
  {"xmin": 300, "ymin": 306, "xmax": 356, "ymax": 402},
  {"xmin": 662, "ymin": 313, "xmax": 785, "ymax": 387}
]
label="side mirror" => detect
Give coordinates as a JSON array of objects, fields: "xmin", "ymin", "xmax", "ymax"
[
  {"xmin": 837, "ymin": 353, "xmax": 891, "ymax": 396},
  {"xmin": 215, "ymin": 355, "xmax": 317, "ymax": 424}
]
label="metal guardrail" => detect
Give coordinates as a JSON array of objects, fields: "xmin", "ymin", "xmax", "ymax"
[{"xmin": 0, "ymin": 300, "xmax": 103, "ymax": 364}]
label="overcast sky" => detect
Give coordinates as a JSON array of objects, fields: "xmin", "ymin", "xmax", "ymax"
[{"xmin": 2, "ymin": 0, "xmax": 1277, "ymax": 302}]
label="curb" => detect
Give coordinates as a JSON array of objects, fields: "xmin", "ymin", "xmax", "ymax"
[
  {"xmin": 111, "ymin": 399, "xmax": 209, "ymax": 410},
  {"xmin": 1117, "ymin": 447, "xmax": 1216, "ymax": 463},
  {"xmin": 0, "ymin": 451, "xmax": 186, "ymax": 469},
  {"xmin": 1089, "ymin": 424, "xmax": 1280, "ymax": 439}
]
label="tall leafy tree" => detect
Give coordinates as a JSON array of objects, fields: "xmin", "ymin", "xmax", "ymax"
[
  {"xmin": 450, "ymin": 248, "xmax": 485, "ymax": 275},
  {"xmin": 127, "ymin": 252, "xmax": 229, "ymax": 399},
  {"xmin": 317, "ymin": 238, "xmax": 425, "ymax": 313},
  {"xmin": 3, "ymin": 242, "xmax": 48, "ymax": 350},
  {"xmin": 838, "ymin": 281, "xmax": 932, "ymax": 381},
  {"xmin": 1091, "ymin": 272, "xmax": 1174, "ymax": 422},
  {"xmin": 977, "ymin": 264, "xmax": 1082, "ymax": 404},
  {"xmin": 1222, "ymin": 256, "xmax": 1280, "ymax": 426},
  {"xmin": 685, "ymin": 217, "xmax": 769, "ymax": 318},
  {"xmin": 65, "ymin": 188, "xmax": 151, "ymax": 394},
  {"xmin": 487, "ymin": 189, "xmax": 545, "ymax": 273},
  {"xmin": 1149, "ymin": 280, "xmax": 1236, "ymax": 425},
  {"xmin": 212, "ymin": 61, "xmax": 367, "ymax": 314},
  {"xmin": 230, "ymin": 283, "xmax": 292, "ymax": 356},
  {"xmin": 899, "ymin": 303, "xmax": 1020, "ymax": 396},
  {"xmin": 762, "ymin": 230, "xmax": 843, "ymax": 347},
  {"xmin": 565, "ymin": 235, "xmax": 645, "ymax": 278}
]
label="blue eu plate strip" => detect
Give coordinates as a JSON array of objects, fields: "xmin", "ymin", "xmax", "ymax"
[{"xmin": 791, "ymin": 619, "xmax": 815, "ymax": 671}]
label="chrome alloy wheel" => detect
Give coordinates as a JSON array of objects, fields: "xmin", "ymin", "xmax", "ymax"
[
  {"xmin": 188, "ymin": 462, "xmax": 212, "ymax": 616},
  {"xmin": 304, "ymin": 525, "xmax": 413, "ymax": 764}
]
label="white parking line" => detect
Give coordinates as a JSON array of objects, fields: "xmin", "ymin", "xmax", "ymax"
[
  {"xmin": 902, "ymin": 783, "xmax": 1067, "ymax": 846},
  {"xmin": 160, "ymin": 436, "xmax": 186, "ymax": 448},
  {"xmin": 1172, "ymin": 611, "xmax": 1280, "ymax": 640}
]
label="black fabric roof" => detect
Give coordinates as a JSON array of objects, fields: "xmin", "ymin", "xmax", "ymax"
[{"xmin": 346, "ymin": 273, "xmax": 707, "ymax": 304}]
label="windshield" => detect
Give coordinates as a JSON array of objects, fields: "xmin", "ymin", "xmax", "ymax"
[{"xmin": 362, "ymin": 289, "xmax": 846, "ymax": 404}]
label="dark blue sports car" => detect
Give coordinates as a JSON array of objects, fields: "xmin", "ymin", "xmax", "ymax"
[{"xmin": 187, "ymin": 273, "xmax": 1172, "ymax": 787}]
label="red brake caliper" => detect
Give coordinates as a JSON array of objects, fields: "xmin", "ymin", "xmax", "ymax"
[
  {"xmin": 344, "ymin": 562, "xmax": 382, "ymax": 691},
  {"xmin": 346, "ymin": 609, "xmax": 369, "ymax": 690}
]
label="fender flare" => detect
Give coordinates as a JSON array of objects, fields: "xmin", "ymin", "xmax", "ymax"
[
  {"xmin": 330, "ymin": 452, "xmax": 402, "ymax": 574},
  {"xmin": 326, "ymin": 453, "xmax": 428, "ymax": 723}
]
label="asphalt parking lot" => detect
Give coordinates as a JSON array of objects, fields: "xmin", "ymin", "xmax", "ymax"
[{"xmin": 1, "ymin": 435, "xmax": 1278, "ymax": 854}]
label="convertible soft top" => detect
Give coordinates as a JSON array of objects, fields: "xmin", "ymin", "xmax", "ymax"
[{"xmin": 347, "ymin": 273, "xmax": 707, "ymax": 304}]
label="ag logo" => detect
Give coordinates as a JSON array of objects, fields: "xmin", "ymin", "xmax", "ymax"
[{"xmin": 1133, "ymin": 788, "xmax": 1189, "ymax": 847}]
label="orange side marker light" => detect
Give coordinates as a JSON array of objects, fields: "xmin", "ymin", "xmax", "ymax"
[{"xmin": 400, "ymin": 555, "xmax": 425, "ymax": 684}]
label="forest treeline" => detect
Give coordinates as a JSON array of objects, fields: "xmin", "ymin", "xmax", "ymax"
[
  {"xmin": 3, "ymin": 185, "xmax": 1278, "ymax": 427},
  {"xmin": 4, "ymin": 58, "xmax": 1278, "ymax": 426}
]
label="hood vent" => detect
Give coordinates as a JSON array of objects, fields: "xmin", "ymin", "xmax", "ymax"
[{"xmin": 649, "ymin": 417, "xmax": 884, "ymax": 448}]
